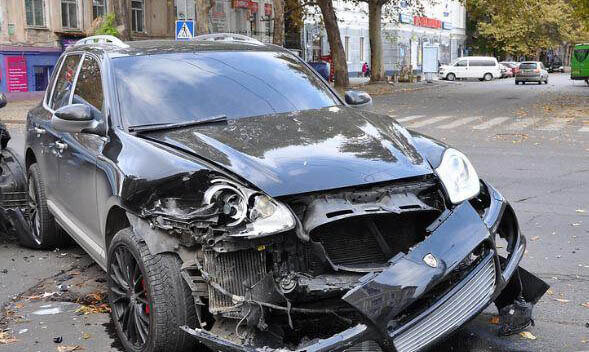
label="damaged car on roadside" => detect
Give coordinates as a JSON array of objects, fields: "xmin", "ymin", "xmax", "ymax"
[{"xmin": 0, "ymin": 34, "xmax": 549, "ymax": 352}]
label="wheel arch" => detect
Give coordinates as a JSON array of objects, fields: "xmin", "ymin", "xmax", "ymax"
[
  {"xmin": 104, "ymin": 205, "xmax": 130, "ymax": 252},
  {"xmin": 25, "ymin": 148, "xmax": 37, "ymax": 171}
]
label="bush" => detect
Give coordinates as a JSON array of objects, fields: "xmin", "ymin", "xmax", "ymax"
[{"xmin": 94, "ymin": 14, "xmax": 119, "ymax": 37}]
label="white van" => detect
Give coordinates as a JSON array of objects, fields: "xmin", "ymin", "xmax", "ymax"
[{"xmin": 439, "ymin": 56, "xmax": 502, "ymax": 81}]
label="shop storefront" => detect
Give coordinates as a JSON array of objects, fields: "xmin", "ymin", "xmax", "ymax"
[{"xmin": 0, "ymin": 47, "xmax": 61, "ymax": 93}]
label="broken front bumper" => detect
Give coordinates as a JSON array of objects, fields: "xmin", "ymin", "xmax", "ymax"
[{"xmin": 183, "ymin": 180, "xmax": 545, "ymax": 352}]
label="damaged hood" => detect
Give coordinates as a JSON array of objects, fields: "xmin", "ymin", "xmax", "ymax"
[{"xmin": 144, "ymin": 106, "xmax": 433, "ymax": 197}]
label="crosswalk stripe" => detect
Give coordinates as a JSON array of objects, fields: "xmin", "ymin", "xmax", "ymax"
[
  {"xmin": 507, "ymin": 118, "xmax": 535, "ymax": 130},
  {"xmin": 407, "ymin": 115, "xmax": 453, "ymax": 128},
  {"xmin": 397, "ymin": 115, "xmax": 425, "ymax": 122},
  {"xmin": 472, "ymin": 117, "xmax": 510, "ymax": 130},
  {"xmin": 579, "ymin": 126, "xmax": 589, "ymax": 132},
  {"xmin": 537, "ymin": 119, "xmax": 568, "ymax": 131},
  {"xmin": 438, "ymin": 117, "xmax": 480, "ymax": 129}
]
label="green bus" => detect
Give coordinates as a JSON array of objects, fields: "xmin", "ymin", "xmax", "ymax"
[{"xmin": 571, "ymin": 43, "xmax": 589, "ymax": 85}]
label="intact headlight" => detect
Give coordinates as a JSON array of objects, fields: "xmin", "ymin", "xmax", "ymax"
[
  {"xmin": 204, "ymin": 179, "xmax": 295, "ymax": 238},
  {"xmin": 435, "ymin": 148, "xmax": 480, "ymax": 204}
]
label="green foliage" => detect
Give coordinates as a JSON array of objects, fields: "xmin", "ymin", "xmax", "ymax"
[
  {"xmin": 94, "ymin": 14, "xmax": 120, "ymax": 37},
  {"xmin": 466, "ymin": 0, "xmax": 589, "ymax": 57},
  {"xmin": 571, "ymin": 0, "xmax": 589, "ymax": 31}
]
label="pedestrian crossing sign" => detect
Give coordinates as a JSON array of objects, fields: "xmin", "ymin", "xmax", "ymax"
[{"xmin": 175, "ymin": 20, "xmax": 194, "ymax": 41}]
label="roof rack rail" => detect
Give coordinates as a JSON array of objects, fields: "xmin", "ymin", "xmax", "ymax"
[
  {"xmin": 193, "ymin": 33, "xmax": 263, "ymax": 45},
  {"xmin": 74, "ymin": 35, "xmax": 129, "ymax": 48}
]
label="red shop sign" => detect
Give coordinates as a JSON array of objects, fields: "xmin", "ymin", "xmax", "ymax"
[
  {"xmin": 413, "ymin": 16, "xmax": 442, "ymax": 29},
  {"xmin": 233, "ymin": 0, "xmax": 249, "ymax": 9},
  {"xmin": 264, "ymin": 3, "xmax": 272, "ymax": 16},
  {"xmin": 6, "ymin": 56, "xmax": 28, "ymax": 93},
  {"xmin": 249, "ymin": 1, "xmax": 258, "ymax": 13}
]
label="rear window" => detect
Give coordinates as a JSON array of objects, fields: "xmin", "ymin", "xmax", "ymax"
[
  {"xmin": 574, "ymin": 49, "xmax": 589, "ymax": 63},
  {"xmin": 519, "ymin": 63, "xmax": 537, "ymax": 69}
]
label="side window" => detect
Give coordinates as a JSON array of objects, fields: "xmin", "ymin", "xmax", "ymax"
[
  {"xmin": 455, "ymin": 60, "xmax": 467, "ymax": 67},
  {"xmin": 73, "ymin": 55, "xmax": 104, "ymax": 112},
  {"xmin": 50, "ymin": 54, "xmax": 82, "ymax": 110},
  {"xmin": 45, "ymin": 56, "xmax": 64, "ymax": 106}
]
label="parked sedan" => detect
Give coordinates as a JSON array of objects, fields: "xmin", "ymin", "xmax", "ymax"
[
  {"xmin": 500, "ymin": 62, "xmax": 520, "ymax": 75},
  {"xmin": 500, "ymin": 64, "xmax": 514, "ymax": 78},
  {"xmin": 2, "ymin": 35, "xmax": 549, "ymax": 352},
  {"xmin": 515, "ymin": 61, "xmax": 549, "ymax": 84}
]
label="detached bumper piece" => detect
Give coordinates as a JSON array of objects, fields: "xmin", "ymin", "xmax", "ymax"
[{"xmin": 393, "ymin": 255, "xmax": 496, "ymax": 352}]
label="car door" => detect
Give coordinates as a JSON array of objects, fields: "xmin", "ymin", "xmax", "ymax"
[
  {"xmin": 31, "ymin": 54, "xmax": 82, "ymax": 203},
  {"xmin": 54, "ymin": 53, "xmax": 106, "ymax": 255},
  {"xmin": 453, "ymin": 59, "xmax": 468, "ymax": 78}
]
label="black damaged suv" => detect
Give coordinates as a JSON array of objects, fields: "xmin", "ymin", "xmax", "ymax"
[{"xmin": 21, "ymin": 34, "xmax": 547, "ymax": 352}]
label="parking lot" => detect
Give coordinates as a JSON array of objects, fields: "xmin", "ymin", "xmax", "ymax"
[{"xmin": 0, "ymin": 72, "xmax": 587, "ymax": 352}]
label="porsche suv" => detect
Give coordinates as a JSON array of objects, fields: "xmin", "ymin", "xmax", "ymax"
[{"xmin": 22, "ymin": 35, "xmax": 547, "ymax": 352}]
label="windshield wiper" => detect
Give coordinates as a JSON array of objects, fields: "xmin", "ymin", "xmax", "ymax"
[{"xmin": 128, "ymin": 115, "xmax": 228, "ymax": 133}]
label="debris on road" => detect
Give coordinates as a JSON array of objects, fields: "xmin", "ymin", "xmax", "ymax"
[
  {"xmin": 519, "ymin": 331, "xmax": 537, "ymax": 340},
  {"xmin": 0, "ymin": 330, "xmax": 18, "ymax": 344},
  {"xmin": 56, "ymin": 345, "xmax": 83, "ymax": 352}
]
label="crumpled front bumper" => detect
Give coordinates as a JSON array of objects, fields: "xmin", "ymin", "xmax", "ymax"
[{"xmin": 183, "ymin": 180, "xmax": 546, "ymax": 352}]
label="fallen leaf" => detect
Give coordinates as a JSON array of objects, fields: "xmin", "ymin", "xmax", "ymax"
[
  {"xmin": 489, "ymin": 315, "xmax": 500, "ymax": 325},
  {"xmin": 82, "ymin": 332, "xmax": 91, "ymax": 340},
  {"xmin": 554, "ymin": 298, "xmax": 570, "ymax": 303},
  {"xmin": 581, "ymin": 302, "xmax": 589, "ymax": 308},
  {"xmin": 519, "ymin": 331, "xmax": 537, "ymax": 340},
  {"xmin": 57, "ymin": 345, "xmax": 83, "ymax": 352},
  {"xmin": 0, "ymin": 330, "xmax": 18, "ymax": 344},
  {"xmin": 530, "ymin": 236, "xmax": 540, "ymax": 241},
  {"xmin": 546, "ymin": 289, "xmax": 554, "ymax": 295},
  {"xmin": 74, "ymin": 304, "xmax": 110, "ymax": 315}
]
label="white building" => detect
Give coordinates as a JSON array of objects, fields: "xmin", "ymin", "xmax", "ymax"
[{"xmin": 304, "ymin": 0, "xmax": 467, "ymax": 76}]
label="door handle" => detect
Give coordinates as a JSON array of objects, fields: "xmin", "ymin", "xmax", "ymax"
[
  {"xmin": 34, "ymin": 127, "xmax": 46, "ymax": 136},
  {"xmin": 55, "ymin": 141, "xmax": 68, "ymax": 151}
]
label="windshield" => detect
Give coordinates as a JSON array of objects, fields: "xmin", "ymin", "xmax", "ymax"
[{"xmin": 113, "ymin": 51, "xmax": 340, "ymax": 127}]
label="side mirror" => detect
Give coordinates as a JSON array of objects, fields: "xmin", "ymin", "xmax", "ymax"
[
  {"xmin": 51, "ymin": 104, "xmax": 102, "ymax": 134},
  {"xmin": 345, "ymin": 90, "xmax": 372, "ymax": 107},
  {"xmin": 0, "ymin": 94, "xmax": 7, "ymax": 109}
]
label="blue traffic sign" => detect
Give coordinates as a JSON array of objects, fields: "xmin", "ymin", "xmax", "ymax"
[{"xmin": 176, "ymin": 20, "xmax": 195, "ymax": 41}]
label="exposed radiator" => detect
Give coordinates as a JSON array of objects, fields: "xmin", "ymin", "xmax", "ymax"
[{"xmin": 203, "ymin": 249, "xmax": 267, "ymax": 318}]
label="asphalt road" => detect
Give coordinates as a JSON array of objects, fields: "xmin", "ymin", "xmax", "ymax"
[{"xmin": 0, "ymin": 73, "xmax": 587, "ymax": 352}]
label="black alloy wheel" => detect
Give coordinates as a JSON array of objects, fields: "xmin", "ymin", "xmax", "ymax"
[{"xmin": 109, "ymin": 245, "xmax": 151, "ymax": 348}]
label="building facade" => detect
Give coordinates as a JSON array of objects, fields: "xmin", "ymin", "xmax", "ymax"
[
  {"xmin": 0, "ymin": 0, "xmax": 274, "ymax": 93},
  {"xmin": 304, "ymin": 0, "xmax": 467, "ymax": 76}
]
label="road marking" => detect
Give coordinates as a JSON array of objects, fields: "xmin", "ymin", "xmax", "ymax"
[
  {"xmin": 397, "ymin": 115, "xmax": 425, "ymax": 122},
  {"xmin": 537, "ymin": 119, "xmax": 568, "ymax": 131},
  {"xmin": 472, "ymin": 117, "xmax": 510, "ymax": 130},
  {"xmin": 507, "ymin": 118, "xmax": 535, "ymax": 130},
  {"xmin": 579, "ymin": 126, "xmax": 589, "ymax": 132},
  {"xmin": 438, "ymin": 116, "xmax": 480, "ymax": 129},
  {"xmin": 407, "ymin": 115, "xmax": 453, "ymax": 128}
]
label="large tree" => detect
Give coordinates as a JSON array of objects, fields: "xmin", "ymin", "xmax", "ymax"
[
  {"xmin": 273, "ymin": 0, "xmax": 286, "ymax": 45},
  {"xmin": 317, "ymin": 0, "xmax": 349, "ymax": 89}
]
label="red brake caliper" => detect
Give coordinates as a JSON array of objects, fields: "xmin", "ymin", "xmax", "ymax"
[{"xmin": 141, "ymin": 279, "xmax": 150, "ymax": 314}]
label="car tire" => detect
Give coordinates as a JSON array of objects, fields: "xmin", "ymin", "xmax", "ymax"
[
  {"xmin": 484, "ymin": 73, "xmax": 493, "ymax": 81},
  {"xmin": 107, "ymin": 228, "xmax": 198, "ymax": 352},
  {"xmin": 515, "ymin": 81, "xmax": 519, "ymax": 85},
  {"xmin": 446, "ymin": 73, "xmax": 456, "ymax": 81},
  {"xmin": 20, "ymin": 164, "xmax": 67, "ymax": 249}
]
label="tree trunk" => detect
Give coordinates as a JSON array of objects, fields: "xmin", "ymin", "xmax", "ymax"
[
  {"xmin": 196, "ymin": 0, "xmax": 214, "ymax": 34},
  {"xmin": 368, "ymin": 0, "xmax": 384, "ymax": 82},
  {"xmin": 113, "ymin": 0, "xmax": 131, "ymax": 40},
  {"xmin": 273, "ymin": 0, "xmax": 285, "ymax": 45},
  {"xmin": 317, "ymin": 0, "xmax": 349, "ymax": 89}
]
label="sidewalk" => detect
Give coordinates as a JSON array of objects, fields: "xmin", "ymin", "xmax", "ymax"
[
  {"xmin": 0, "ymin": 92, "xmax": 44, "ymax": 125},
  {"xmin": 348, "ymin": 76, "xmax": 449, "ymax": 96}
]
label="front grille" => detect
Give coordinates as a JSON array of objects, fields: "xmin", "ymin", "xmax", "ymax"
[
  {"xmin": 203, "ymin": 249, "xmax": 267, "ymax": 318},
  {"xmin": 344, "ymin": 340, "xmax": 382, "ymax": 352},
  {"xmin": 393, "ymin": 256, "xmax": 496, "ymax": 352}
]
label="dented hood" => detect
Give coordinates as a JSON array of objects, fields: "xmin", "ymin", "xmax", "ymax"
[{"xmin": 144, "ymin": 106, "xmax": 433, "ymax": 197}]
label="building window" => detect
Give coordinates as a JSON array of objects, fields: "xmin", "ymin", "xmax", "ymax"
[
  {"xmin": 131, "ymin": 0, "xmax": 144, "ymax": 32},
  {"xmin": 25, "ymin": 0, "xmax": 46, "ymax": 27},
  {"xmin": 61, "ymin": 0, "xmax": 79, "ymax": 29},
  {"xmin": 359, "ymin": 37, "xmax": 364, "ymax": 62},
  {"xmin": 345, "ymin": 36, "xmax": 350, "ymax": 61},
  {"xmin": 93, "ymin": 0, "xmax": 106, "ymax": 19}
]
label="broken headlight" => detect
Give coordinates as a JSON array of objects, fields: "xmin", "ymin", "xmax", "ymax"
[
  {"xmin": 204, "ymin": 179, "xmax": 296, "ymax": 238},
  {"xmin": 435, "ymin": 148, "xmax": 480, "ymax": 204}
]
